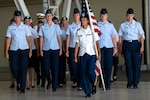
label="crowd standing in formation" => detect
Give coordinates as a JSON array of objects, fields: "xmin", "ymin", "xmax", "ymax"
[{"xmin": 4, "ymin": 7, "xmax": 145, "ymax": 97}]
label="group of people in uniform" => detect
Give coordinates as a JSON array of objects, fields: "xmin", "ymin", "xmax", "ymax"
[{"xmin": 4, "ymin": 7, "xmax": 145, "ymax": 98}]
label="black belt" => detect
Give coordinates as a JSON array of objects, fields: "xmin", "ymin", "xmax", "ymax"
[{"xmin": 123, "ymin": 40, "xmax": 138, "ymax": 43}]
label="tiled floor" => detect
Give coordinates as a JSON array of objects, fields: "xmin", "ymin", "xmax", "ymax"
[{"xmin": 0, "ymin": 81, "xmax": 150, "ymax": 100}]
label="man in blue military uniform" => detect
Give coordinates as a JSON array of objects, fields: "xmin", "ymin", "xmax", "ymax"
[
  {"xmin": 4, "ymin": 10, "xmax": 32, "ymax": 93},
  {"xmin": 66, "ymin": 8, "xmax": 81, "ymax": 88},
  {"xmin": 118, "ymin": 8, "xmax": 145, "ymax": 89},
  {"xmin": 58, "ymin": 16, "xmax": 68, "ymax": 87},
  {"xmin": 39, "ymin": 9, "xmax": 62, "ymax": 92},
  {"xmin": 74, "ymin": 13, "xmax": 100, "ymax": 97},
  {"xmin": 98, "ymin": 8, "xmax": 118, "ymax": 90}
]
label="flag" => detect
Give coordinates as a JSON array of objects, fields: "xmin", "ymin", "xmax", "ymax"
[
  {"xmin": 81, "ymin": 0, "xmax": 101, "ymax": 36},
  {"xmin": 81, "ymin": 0, "xmax": 101, "ymax": 76},
  {"xmin": 95, "ymin": 60, "xmax": 101, "ymax": 76}
]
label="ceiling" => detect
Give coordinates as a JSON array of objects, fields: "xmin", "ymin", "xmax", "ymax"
[{"xmin": 0, "ymin": 0, "xmax": 42, "ymax": 7}]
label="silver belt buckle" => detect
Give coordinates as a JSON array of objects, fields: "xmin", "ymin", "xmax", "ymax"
[{"xmin": 128, "ymin": 40, "xmax": 132, "ymax": 42}]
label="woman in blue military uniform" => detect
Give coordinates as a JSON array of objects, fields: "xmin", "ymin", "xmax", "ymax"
[
  {"xmin": 118, "ymin": 8, "xmax": 145, "ymax": 89},
  {"xmin": 4, "ymin": 10, "xmax": 32, "ymax": 93},
  {"xmin": 66, "ymin": 8, "xmax": 81, "ymax": 88},
  {"xmin": 98, "ymin": 8, "xmax": 118, "ymax": 90},
  {"xmin": 74, "ymin": 13, "xmax": 100, "ymax": 97},
  {"xmin": 39, "ymin": 9, "xmax": 62, "ymax": 92},
  {"xmin": 24, "ymin": 16, "xmax": 39, "ymax": 89}
]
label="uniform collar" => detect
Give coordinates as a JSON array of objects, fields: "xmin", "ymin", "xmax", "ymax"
[
  {"xmin": 45, "ymin": 22, "xmax": 54, "ymax": 27},
  {"xmin": 72, "ymin": 22, "xmax": 81, "ymax": 26},
  {"xmin": 81, "ymin": 25, "xmax": 91, "ymax": 31},
  {"xmin": 125, "ymin": 19, "xmax": 136, "ymax": 25},
  {"xmin": 98, "ymin": 20, "xmax": 109, "ymax": 25},
  {"xmin": 12, "ymin": 22, "xmax": 24, "ymax": 26}
]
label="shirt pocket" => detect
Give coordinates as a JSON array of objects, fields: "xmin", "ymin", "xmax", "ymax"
[
  {"xmin": 86, "ymin": 34, "xmax": 93, "ymax": 42},
  {"xmin": 11, "ymin": 29, "xmax": 17, "ymax": 37}
]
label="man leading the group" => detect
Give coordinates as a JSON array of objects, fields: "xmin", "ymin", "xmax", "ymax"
[{"xmin": 74, "ymin": 13, "xmax": 100, "ymax": 97}]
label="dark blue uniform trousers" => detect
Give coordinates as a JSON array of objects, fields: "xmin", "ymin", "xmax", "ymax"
[
  {"xmin": 80, "ymin": 53, "xmax": 96, "ymax": 95},
  {"xmin": 113, "ymin": 56, "xmax": 119, "ymax": 76},
  {"xmin": 69, "ymin": 48, "xmax": 79, "ymax": 83},
  {"xmin": 59, "ymin": 52, "xmax": 66, "ymax": 84},
  {"xmin": 101, "ymin": 47, "xmax": 113, "ymax": 88},
  {"xmin": 43, "ymin": 50, "xmax": 59, "ymax": 89},
  {"xmin": 138, "ymin": 54, "xmax": 142, "ymax": 82},
  {"xmin": 9, "ymin": 49, "xmax": 29, "ymax": 91},
  {"xmin": 122, "ymin": 40, "xmax": 140, "ymax": 86}
]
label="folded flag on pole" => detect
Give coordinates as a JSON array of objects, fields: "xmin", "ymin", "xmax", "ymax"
[
  {"xmin": 81, "ymin": 0, "xmax": 101, "ymax": 76},
  {"xmin": 95, "ymin": 60, "xmax": 101, "ymax": 76},
  {"xmin": 81, "ymin": 0, "xmax": 101, "ymax": 36}
]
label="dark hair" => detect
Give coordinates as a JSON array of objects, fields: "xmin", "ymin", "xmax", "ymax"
[
  {"xmin": 10, "ymin": 18, "xmax": 14, "ymax": 25},
  {"xmin": 133, "ymin": 17, "xmax": 137, "ymax": 21}
]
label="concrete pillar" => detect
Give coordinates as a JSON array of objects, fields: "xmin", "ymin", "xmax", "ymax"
[
  {"xmin": 62, "ymin": 0, "xmax": 72, "ymax": 20},
  {"xmin": 144, "ymin": 0, "xmax": 150, "ymax": 67}
]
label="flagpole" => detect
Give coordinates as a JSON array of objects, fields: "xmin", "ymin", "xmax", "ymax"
[{"xmin": 84, "ymin": 0, "xmax": 106, "ymax": 92}]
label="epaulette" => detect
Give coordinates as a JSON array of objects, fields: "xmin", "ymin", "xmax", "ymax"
[
  {"xmin": 108, "ymin": 20, "xmax": 112, "ymax": 23},
  {"xmin": 77, "ymin": 29, "xmax": 80, "ymax": 32},
  {"xmin": 121, "ymin": 21, "xmax": 126, "ymax": 23},
  {"xmin": 133, "ymin": 17, "xmax": 138, "ymax": 21}
]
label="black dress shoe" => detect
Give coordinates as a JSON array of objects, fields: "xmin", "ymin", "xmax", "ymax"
[
  {"xmin": 111, "ymin": 80, "xmax": 114, "ymax": 83},
  {"xmin": 26, "ymin": 88, "xmax": 30, "ymax": 90},
  {"xmin": 52, "ymin": 88, "xmax": 56, "ymax": 92},
  {"xmin": 92, "ymin": 86, "xmax": 96, "ymax": 95},
  {"xmin": 78, "ymin": 87, "xmax": 83, "ymax": 91},
  {"xmin": 17, "ymin": 85, "xmax": 21, "ymax": 91},
  {"xmin": 85, "ymin": 94, "xmax": 91, "ymax": 98},
  {"xmin": 20, "ymin": 90, "xmax": 25, "ymax": 93},
  {"xmin": 59, "ymin": 84, "xmax": 63, "ymax": 88},
  {"xmin": 72, "ymin": 85, "xmax": 77, "ymax": 88},
  {"xmin": 106, "ymin": 86, "xmax": 111, "ymax": 90},
  {"xmin": 99, "ymin": 82, "xmax": 103, "ymax": 88},
  {"xmin": 32, "ymin": 86, "xmax": 35, "ymax": 88},
  {"xmin": 133, "ymin": 85, "xmax": 138, "ymax": 89},
  {"xmin": 47, "ymin": 84, "xmax": 50, "ymax": 90},
  {"xmin": 72, "ymin": 82, "xmax": 77, "ymax": 88},
  {"xmin": 127, "ymin": 83, "xmax": 132, "ymax": 88},
  {"xmin": 113, "ymin": 76, "xmax": 117, "ymax": 81},
  {"xmin": 10, "ymin": 84, "xmax": 15, "ymax": 88}
]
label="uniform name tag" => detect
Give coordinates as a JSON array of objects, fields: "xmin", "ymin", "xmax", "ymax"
[{"xmin": 78, "ymin": 35, "xmax": 82, "ymax": 37}]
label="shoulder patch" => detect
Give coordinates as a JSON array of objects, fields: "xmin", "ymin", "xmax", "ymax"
[
  {"xmin": 77, "ymin": 29, "xmax": 80, "ymax": 32},
  {"xmin": 133, "ymin": 17, "xmax": 138, "ymax": 21},
  {"xmin": 108, "ymin": 20, "xmax": 112, "ymax": 23},
  {"xmin": 121, "ymin": 21, "xmax": 126, "ymax": 23}
]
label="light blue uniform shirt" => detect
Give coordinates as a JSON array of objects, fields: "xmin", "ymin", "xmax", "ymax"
[
  {"xmin": 6, "ymin": 22, "xmax": 31, "ymax": 51},
  {"xmin": 98, "ymin": 21, "xmax": 117, "ymax": 48},
  {"xmin": 61, "ymin": 28, "xmax": 67, "ymax": 41},
  {"xmin": 38, "ymin": 22, "xmax": 62, "ymax": 50},
  {"xmin": 66, "ymin": 22, "xmax": 81, "ymax": 48},
  {"xmin": 118, "ymin": 20, "xmax": 144, "ymax": 40}
]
